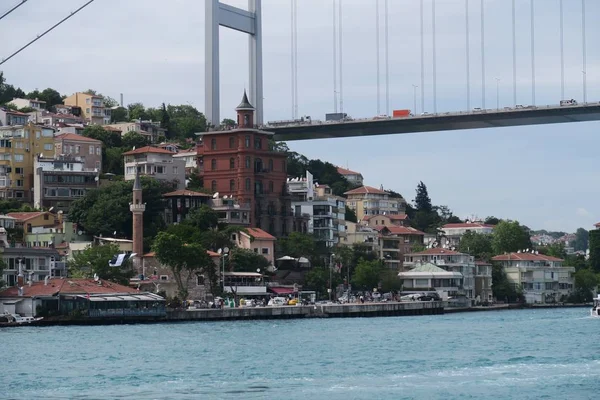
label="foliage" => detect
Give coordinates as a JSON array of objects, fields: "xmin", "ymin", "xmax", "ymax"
[
  {"xmin": 564, "ymin": 253, "xmax": 588, "ymax": 271},
  {"xmin": 110, "ymin": 106, "xmax": 128, "ymax": 123},
  {"xmin": 537, "ymin": 243, "xmax": 566, "ymax": 259},
  {"xmin": 168, "ymin": 104, "xmax": 207, "ymax": 139},
  {"xmin": 128, "ymin": 102, "xmax": 149, "ymax": 120},
  {"xmin": 68, "ymin": 243, "xmax": 134, "ymax": 285},
  {"xmin": 122, "ymin": 132, "xmax": 148, "ymax": 149},
  {"xmin": 221, "ymin": 118, "xmax": 236, "ymax": 127},
  {"xmin": 68, "ymin": 178, "xmax": 170, "ymax": 249},
  {"xmin": 104, "ymin": 147, "xmax": 125, "ymax": 175},
  {"xmin": 152, "ymin": 232, "xmax": 212, "ymax": 300},
  {"xmin": 352, "ymin": 259, "xmax": 382, "ymax": 290},
  {"xmin": 159, "ymin": 103, "xmax": 172, "ymax": 139},
  {"xmin": 414, "ymin": 181, "xmax": 433, "ymax": 213},
  {"xmin": 491, "ymin": 220, "xmax": 532, "ymax": 255},
  {"xmin": 304, "ymin": 266, "xmax": 341, "ymax": 300},
  {"xmin": 284, "ymin": 150, "xmax": 355, "ymax": 196},
  {"xmin": 573, "ymin": 228, "xmax": 589, "ymax": 252},
  {"xmin": 277, "ymin": 232, "xmax": 316, "ymax": 260},
  {"xmin": 379, "ymin": 269, "xmax": 402, "ymax": 293},
  {"xmin": 229, "ymin": 248, "xmax": 270, "ymax": 273},
  {"xmin": 345, "ymin": 206, "xmax": 357, "ymax": 223},
  {"xmin": 458, "ymin": 231, "xmax": 493, "ymax": 260},
  {"xmin": 491, "ymin": 263, "xmax": 521, "ymax": 302},
  {"xmin": 589, "ymin": 230, "xmax": 600, "ymax": 273},
  {"xmin": 484, "ymin": 216, "xmax": 501, "ymax": 225},
  {"xmin": 82, "ymin": 125, "xmax": 122, "ymax": 148},
  {"xmin": 0, "ymin": 259, "xmax": 5, "ymax": 287},
  {"xmin": 103, "ymin": 96, "xmax": 119, "ymax": 108},
  {"xmin": 0, "ymin": 72, "xmax": 25, "ymax": 105},
  {"xmin": 569, "ymin": 268, "xmax": 599, "ymax": 303}
]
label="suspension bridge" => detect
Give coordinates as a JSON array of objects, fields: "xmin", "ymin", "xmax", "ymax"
[{"xmin": 206, "ymin": 0, "xmax": 598, "ymax": 141}]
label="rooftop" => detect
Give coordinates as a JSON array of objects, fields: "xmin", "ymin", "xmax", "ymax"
[
  {"xmin": 443, "ymin": 222, "xmax": 495, "ymax": 229},
  {"xmin": 344, "ymin": 185, "xmax": 388, "ymax": 196},
  {"xmin": 122, "ymin": 146, "xmax": 175, "ymax": 156},
  {"xmin": 491, "ymin": 253, "xmax": 564, "ymax": 262},
  {"xmin": 0, "ymin": 278, "xmax": 138, "ymax": 298},
  {"xmin": 163, "ymin": 189, "xmax": 212, "ymax": 198},
  {"xmin": 6, "ymin": 212, "xmax": 48, "ymax": 222},
  {"xmin": 377, "ymin": 225, "xmax": 424, "ymax": 236},
  {"xmin": 407, "ymin": 248, "xmax": 465, "ymax": 256},
  {"xmin": 336, "ymin": 166, "xmax": 362, "ymax": 176},
  {"xmin": 244, "ymin": 227, "xmax": 276, "ymax": 241},
  {"xmin": 55, "ymin": 132, "xmax": 102, "ymax": 143}
]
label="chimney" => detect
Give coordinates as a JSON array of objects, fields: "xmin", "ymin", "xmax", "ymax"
[
  {"xmin": 44, "ymin": 275, "xmax": 50, "ymax": 286},
  {"xmin": 120, "ymin": 93, "xmax": 124, "ymax": 107}
]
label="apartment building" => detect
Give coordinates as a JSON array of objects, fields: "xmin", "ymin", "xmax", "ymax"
[
  {"xmin": 491, "ymin": 252, "xmax": 575, "ymax": 304},
  {"xmin": 336, "ymin": 166, "xmax": 364, "ymax": 186},
  {"xmin": 54, "ymin": 133, "xmax": 102, "ymax": 172},
  {"xmin": 33, "ymin": 155, "xmax": 99, "ymax": 212},
  {"xmin": 123, "ymin": 146, "xmax": 185, "ymax": 189},
  {"xmin": 163, "ymin": 190, "xmax": 251, "ymax": 226},
  {"xmin": 441, "ymin": 222, "xmax": 495, "ymax": 247},
  {"xmin": 377, "ymin": 225, "xmax": 425, "ymax": 270},
  {"xmin": 344, "ymin": 185, "xmax": 406, "ymax": 221},
  {"xmin": 63, "ymin": 92, "xmax": 110, "ymax": 125},
  {"xmin": 0, "ymin": 124, "xmax": 56, "ymax": 201},
  {"xmin": 9, "ymin": 98, "xmax": 47, "ymax": 111},
  {"xmin": 361, "ymin": 213, "xmax": 409, "ymax": 228},
  {"xmin": 0, "ymin": 108, "xmax": 29, "ymax": 126},
  {"xmin": 172, "ymin": 150, "xmax": 198, "ymax": 174},
  {"xmin": 105, "ymin": 121, "xmax": 166, "ymax": 143}
]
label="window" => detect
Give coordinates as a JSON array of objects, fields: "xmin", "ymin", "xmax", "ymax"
[
  {"xmin": 229, "ymin": 137, "xmax": 235, "ymax": 149},
  {"xmin": 75, "ymin": 145, "xmax": 80, "ymax": 154},
  {"xmin": 154, "ymin": 166, "xmax": 165, "ymax": 174},
  {"xmin": 15, "ymin": 168, "xmax": 23, "ymax": 174},
  {"xmin": 160, "ymin": 275, "xmax": 169, "ymax": 281},
  {"xmin": 96, "ymin": 147, "xmax": 101, "ymax": 156},
  {"xmin": 43, "ymin": 143, "xmax": 53, "ymax": 151},
  {"xmin": 211, "ymin": 159, "xmax": 217, "ymax": 170},
  {"xmin": 229, "ymin": 179, "xmax": 235, "ymax": 191},
  {"xmin": 229, "ymin": 157, "xmax": 235, "ymax": 169},
  {"xmin": 173, "ymin": 166, "xmax": 178, "ymax": 174},
  {"xmin": 86, "ymin": 108, "xmax": 90, "ymax": 114},
  {"xmin": 196, "ymin": 275, "xmax": 205, "ymax": 286},
  {"xmin": 89, "ymin": 146, "xmax": 94, "ymax": 154},
  {"xmin": 268, "ymin": 181, "xmax": 274, "ymax": 193},
  {"xmin": 245, "ymin": 178, "xmax": 251, "ymax": 191},
  {"xmin": 245, "ymin": 156, "xmax": 251, "ymax": 169},
  {"xmin": 36, "ymin": 131, "xmax": 40, "ymax": 139},
  {"xmin": 244, "ymin": 114, "xmax": 250, "ymax": 126},
  {"xmin": 262, "ymin": 248, "xmax": 269, "ymax": 255},
  {"xmin": 282, "ymin": 160, "xmax": 287, "ymax": 172},
  {"xmin": 16, "ymin": 180, "xmax": 23, "ymax": 187},
  {"xmin": 211, "ymin": 180, "xmax": 217, "ymax": 192},
  {"xmin": 211, "ymin": 138, "xmax": 217, "ymax": 150},
  {"xmin": 268, "ymin": 159, "xmax": 273, "ymax": 171},
  {"xmin": 254, "ymin": 137, "xmax": 262, "ymax": 149},
  {"xmin": 245, "ymin": 135, "xmax": 250, "ymax": 148},
  {"xmin": 14, "ymin": 154, "xmax": 23, "ymax": 162}
]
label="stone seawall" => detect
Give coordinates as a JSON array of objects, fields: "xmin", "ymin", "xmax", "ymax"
[{"xmin": 166, "ymin": 301, "xmax": 445, "ymax": 322}]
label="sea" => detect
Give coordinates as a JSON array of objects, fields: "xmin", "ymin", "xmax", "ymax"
[{"xmin": 1, "ymin": 308, "xmax": 598, "ymax": 400}]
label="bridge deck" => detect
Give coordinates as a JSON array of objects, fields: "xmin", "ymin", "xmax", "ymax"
[{"xmin": 268, "ymin": 104, "xmax": 600, "ymax": 141}]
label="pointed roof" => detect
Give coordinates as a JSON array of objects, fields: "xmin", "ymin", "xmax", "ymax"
[
  {"xmin": 398, "ymin": 262, "xmax": 463, "ymax": 278},
  {"xmin": 235, "ymin": 90, "xmax": 255, "ymax": 111},
  {"xmin": 133, "ymin": 167, "xmax": 142, "ymax": 190}
]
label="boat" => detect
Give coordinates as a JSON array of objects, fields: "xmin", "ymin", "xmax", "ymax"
[
  {"xmin": 2, "ymin": 312, "xmax": 43, "ymax": 324},
  {"xmin": 592, "ymin": 295, "xmax": 600, "ymax": 318}
]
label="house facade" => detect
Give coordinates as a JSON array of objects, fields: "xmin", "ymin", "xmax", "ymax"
[
  {"xmin": 491, "ymin": 252, "xmax": 575, "ymax": 304},
  {"xmin": 377, "ymin": 226, "xmax": 425, "ymax": 270},
  {"xmin": 9, "ymin": 98, "xmax": 47, "ymax": 111},
  {"xmin": 54, "ymin": 133, "xmax": 102, "ymax": 172},
  {"xmin": 441, "ymin": 222, "xmax": 495, "ymax": 247},
  {"xmin": 235, "ymin": 227, "xmax": 276, "ymax": 267},
  {"xmin": 336, "ymin": 166, "xmax": 364, "ymax": 186},
  {"xmin": 123, "ymin": 146, "xmax": 185, "ymax": 190},
  {"xmin": 0, "ymin": 108, "xmax": 29, "ymax": 126},
  {"xmin": 344, "ymin": 185, "xmax": 406, "ymax": 221},
  {"xmin": 63, "ymin": 92, "xmax": 110, "ymax": 125}
]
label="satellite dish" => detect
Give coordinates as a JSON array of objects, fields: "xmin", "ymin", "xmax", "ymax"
[
  {"xmin": 49, "ymin": 207, "xmax": 54, "ymax": 213},
  {"xmin": 93, "ymin": 273, "xmax": 99, "ymax": 282},
  {"xmin": 223, "ymin": 247, "xmax": 230, "ymax": 254},
  {"xmin": 213, "ymin": 192, "xmax": 219, "ymax": 199},
  {"xmin": 217, "ymin": 248, "xmax": 222, "ymax": 254},
  {"xmin": 78, "ymin": 230, "xmax": 83, "ymax": 235},
  {"xmin": 113, "ymin": 231, "xmax": 117, "ymax": 236}
]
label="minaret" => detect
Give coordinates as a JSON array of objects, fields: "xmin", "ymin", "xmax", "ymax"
[{"xmin": 130, "ymin": 167, "xmax": 145, "ymax": 265}]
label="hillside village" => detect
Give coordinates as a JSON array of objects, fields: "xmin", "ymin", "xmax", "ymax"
[{"xmin": 0, "ymin": 78, "xmax": 598, "ymax": 318}]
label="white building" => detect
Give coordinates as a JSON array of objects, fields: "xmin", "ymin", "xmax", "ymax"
[
  {"xmin": 398, "ymin": 262, "xmax": 463, "ymax": 298},
  {"xmin": 172, "ymin": 150, "xmax": 198, "ymax": 173},
  {"xmin": 9, "ymin": 98, "xmax": 46, "ymax": 111},
  {"xmin": 441, "ymin": 222, "xmax": 495, "ymax": 247},
  {"xmin": 336, "ymin": 166, "xmax": 364, "ymax": 186},
  {"xmin": 491, "ymin": 252, "xmax": 575, "ymax": 304},
  {"xmin": 122, "ymin": 146, "xmax": 185, "ymax": 189}
]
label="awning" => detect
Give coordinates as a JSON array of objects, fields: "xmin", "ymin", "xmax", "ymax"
[{"xmin": 270, "ymin": 287, "xmax": 295, "ymax": 295}]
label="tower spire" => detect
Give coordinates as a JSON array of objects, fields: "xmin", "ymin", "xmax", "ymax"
[{"xmin": 130, "ymin": 165, "xmax": 145, "ymax": 272}]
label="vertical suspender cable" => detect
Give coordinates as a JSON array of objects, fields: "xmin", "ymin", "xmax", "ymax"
[
  {"xmin": 480, "ymin": 0, "xmax": 485, "ymax": 109},
  {"xmin": 294, "ymin": 0, "xmax": 298, "ymax": 118},
  {"xmin": 384, "ymin": 0, "xmax": 389, "ymax": 116},
  {"xmin": 466, "ymin": 0, "xmax": 470, "ymax": 111},
  {"xmin": 531, "ymin": 0, "xmax": 535, "ymax": 105},
  {"xmin": 432, "ymin": 0, "xmax": 437, "ymax": 114},
  {"xmin": 291, "ymin": 0, "xmax": 295, "ymax": 118},
  {"xmin": 582, "ymin": 0, "xmax": 587, "ymax": 103},
  {"xmin": 376, "ymin": 0, "xmax": 380, "ymax": 115},
  {"xmin": 333, "ymin": 0, "xmax": 338, "ymax": 114},
  {"xmin": 512, "ymin": 0, "xmax": 517, "ymax": 106},
  {"xmin": 339, "ymin": 0, "xmax": 343, "ymax": 113},
  {"xmin": 560, "ymin": 0, "xmax": 564, "ymax": 100},
  {"xmin": 420, "ymin": 0, "xmax": 425, "ymax": 114}
]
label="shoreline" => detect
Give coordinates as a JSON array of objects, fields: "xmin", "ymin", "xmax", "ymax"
[{"xmin": 0, "ymin": 302, "xmax": 591, "ymax": 328}]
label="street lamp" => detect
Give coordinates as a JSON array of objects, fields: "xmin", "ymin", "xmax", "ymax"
[
  {"xmin": 329, "ymin": 253, "xmax": 335, "ymax": 301},
  {"xmin": 218, "ymin": 247, "xmax": 230, "ymax": 292}
]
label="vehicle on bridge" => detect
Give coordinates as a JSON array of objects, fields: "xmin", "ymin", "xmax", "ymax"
[
  {"xmin": 267, "ymin": 115, "xmax": 312, "ymax": 127},
  {"xmin": 392, "ymin": 109, "xmax": 411, "ymax": 118},
  {"xmin": 325, "ymin": 112, "xmax": 348, "ymax": 122},
  {"xmin": 560, "ymin": 99, "xmax": 578, "ymax": 106}
]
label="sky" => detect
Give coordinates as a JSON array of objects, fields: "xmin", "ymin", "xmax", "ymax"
[{"xmin": 0, "ymin": 0, "xmax": 599, "ymax": 232}]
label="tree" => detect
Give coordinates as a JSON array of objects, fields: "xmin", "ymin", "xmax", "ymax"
[
  {"xmin": 104, "ymin": 147, "xmax": 125, "ymax": 175},
  {"xmin": 569, "ymin": 268, "xmax": 599, "ymax": 303},
  {"xmin": 0, "ymin": 258, "xmax": 6, "ymax": 287},
  {"xmin": 168, "ymin": 104, "xmax": 207, "ymax": 139},
  {"xmin": 103, "ymin": 96, "xmax": 119, "ymax": 108},
  {"xmin": 537, "ymin": 243, "xmax": 566, "ymax": 259},
  {"xmin": 491, "ymin": 263, "xmax": 521, "ymax": 302},
  {"xmin": 68, "ymin": 243, "xmax": 134, "ymax": 285},
  {"xmin": 345, "ymin": 206, "xmax": 357, "ymax": 223},
  {"xmin": 304, "ymin": 266, "xmax": 341, "ymax": 300},
  {"xmin": 110, "ymin": 106, "xmax": 128, "ymax": 123},
  {"xmin": 82, "ymin": 125, "xmax": 122, "ymax": 148},
  {"xmin": 152, "ymin": 232, "xmax": 213, "ymax": 300},
  {"xmin": 122, "ymin": 132, "xmax": 148, "ymax": 149},
  {"xmin": 484, "ymin": 216, "xmax": 501, "ymax": 225},
  {"xmin": 352, "ymin": 259, "xmax": 382, "ymax": 290},
  {"xmin": 380, "ymin": 269, "xmax": 402, "ymax": 293},
  {"xmin": 278, "ymin": 232, "xmax": 316, "ymax": 260},
  {"xmin": 159, "ymin": 103, "xmax": 172, "ymax": 139},
  {"xmin": 83, "ymin": 89, "xmax": 98, "ymax": 95},
  {"xmin": 491, "ymin": 220, "xmax": 532, "ymax": 255},
  {"xmin": 128, "ymin": 102, "xmax": 149, "ymax": 121},
  {"xmin": 180, "ymin": 205, "xmax": 243, "ymax": 252},
  {"xmin": 221, "ymin": 118, "xmax": 236, "ymax": 127},
  {"xmin": 38, "ymin": 88, "xmax": 63, "ymax": 109},
  {"xmin": 573, "ymin": 228, "xmax": 589, "ymax": 252},
  {"xmin": 414, "ymin": 181, "xmax": 432, "ymax": 213},
  {"xmin": 564, "ymin": 253, "xmax": 588, "ymax": 272},
  {"xmin": 589, "ymin": 230, "xmax": 600, "ymax": 273},
  {"xmin": 229, "ymin": 248, "xmax": 270, "ymax": 273},
  {"xmin": 0, "ymin": 72, "xmax": 26, "ymax": 105},
  {"xmin": 458, "ymin": 231, "xmax": 494, "ymax": 260}
]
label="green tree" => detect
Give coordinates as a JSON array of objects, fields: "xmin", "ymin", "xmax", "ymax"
[
  {"xmin": 221, "ymin": 118, "xmax": 236, "ymax": 127},
  {"xmin": 491, "ymin": 220, "xmax": 532, "ymax": 255},
  {"xmin": 82, "ymin": 125, "xmax": 122, "ymax": 148},
  {"xmin": 159, "ymin": 103, "xmax": 172, "ymax": 139},
  {"xmin": 278, "ymin": 232, "xmax": 316, "ymax": 260},
  {"xmin": 103, "ymin": 96, "xmax": 119, "ymax": 108},
  {"xmin": 491, "ymin": 263, "xmax": 520, "ymax": 302},
  {"xmin": 152, "ymin": 232, "xmax": 213, "ymax": 300},
  {"xmin": 589, "ymin": 230, "xmax": 600, "ymax": 273},
  {"xmin": 128, "ymin": 102, "xmax": 149, "ymax": 120},
  {"xmin": 414, "ymin": 181, "xmax": 433, "ymax": 213},
  {"xmin": 345, "ymin": 206, "xmax": 357, "ymax": 223},
  {"xmin": 537, "ymin": 243, "xmax": 566, "ymax": 259},
  {"xmin": 122, "ymin": 132, "xmax": 148, "ymax": 149},
  {"xmin": 458, "ymin": 231, "xmax": 493, "ymax": 260},
  {"xmin": 0, "ymin": 72, "xmax": 26, "ymax": 105},
  {"xmin": 68, "ymin": 243, "xmax": 134, "ymax": 285},
  {"xmin": 38, "ymin": 88, "xmax": 63, "ymax": 109},
  {"xmin": 104, "ymin": 147, "xmax": 125, "ymax": 175},
  {"xmin": 564, "ymin": 253, "xmax": 588, "ymax": 271},
  {"xmin": 573, "ymin": 228, "xmax": 589, "ymax": 252},
  {"xmin": 68, "ymin": 178, "xmax": 170, "ymax": 248},
  {"xmin": 484, "ymin": 216, "xmax": 501, "ymax": 225},
  {"xmin": 168, "ymin": 104, "xmax": 207, "ymax": 139},
  {"xmin": 110, "ymin": 106, "xmax": 128, "ymax": 123},
  {"xmin": 0, "ymin": 259, "xmax": 6, "ymax": 287},
  {"xmin": 352, "ymin": 259, "xmax": 382, "ymax": 290},
  {"xmin": 180, "ymin": 205, "xmax": 243, "ymax": 252},
  {"xmin": 304, "ymin": 266, "xmax": 341, "ymax": 300},
  {"xmin": 380, "ymin": 269, "xmax": 402, "ymax": 293},
  {"xmin": 229, "ymin": 248, "xmax": 270, "ymax": 273},
  {"xmin": 569, "ymin": 268, "xmax": 599, "ymax": 303}
]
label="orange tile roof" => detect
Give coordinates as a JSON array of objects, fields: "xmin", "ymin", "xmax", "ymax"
[
  {"xmin": 144, "ymin": 250, "xmax": 221, "ymax": 258},
  {"xmin": 408, "ymin": 248, "xmax": 464, "ymax": 256},
  {"xmin": 122, "ymin": 146, "xmax": 175, "ymax": 155},
  {"xmin": 337, "ymin": 166, "xmax": 362, "ymax": 176},
  {"xmin": 376, "ymin": 225, "xmax": 424, "ymax": 236},
  {"xmin": 443, "ymin": 223, "xmax": 495, "ymax": 229},
  {"xmin": 491, "ymin": 253, "xmax": 564, "ymax": 262},
  {"xmin": 6, "ymin": 211, "xmax": 46, "ymax": 222},
  {"xmin": 55, "ymin": 132, "xmax": 102, "ymax": 143},
  {"xmin": 163, "ymin": 189, "xmax": 212, "ymax": 198},
  {"xmin": 362, "ymin": 214, "xmax": 408, "ymax": 221},
  {"xmin": 344, "ymin": 186, "xmax": 387, "ymax": 195},
  {"xmin": 245, "ymin": 228, "xmax": 276, "ymax": 240},
  {"xmin": 0, "ymin": 278, "xmax": 138, "ymax": 298}
]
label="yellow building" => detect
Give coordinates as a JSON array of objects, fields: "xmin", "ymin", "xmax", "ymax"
[
  {"xmin": 63, "ymin": 92, "xmax": 110, "ymax": 125},
  {"xmin": 0, "ymin": 123, "xmax": 56, "ymax": 201}
]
